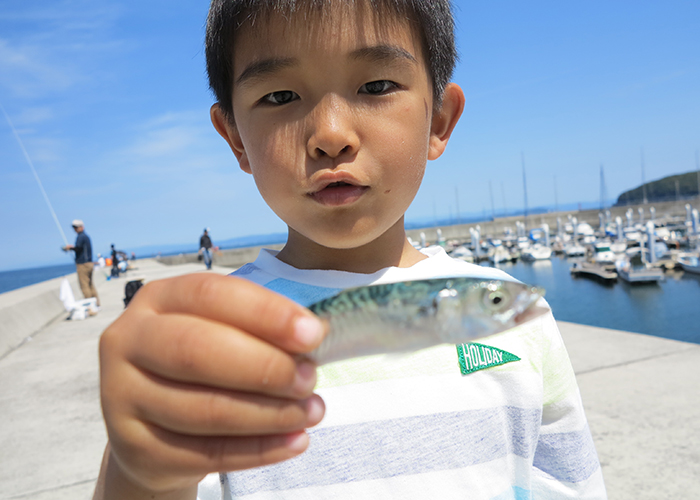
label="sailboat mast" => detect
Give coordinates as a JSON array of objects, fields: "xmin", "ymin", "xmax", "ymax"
[
  {"xmin": 522, "ymin": 152, "xmax": 528, "ymax": 228},
  {"xmin": 641, "ymin": 148, "xmax": 648, "ymax": 204},
  {"xmin": 600, "ymin": 163, "xmax": 607, "ymax": 210},
  {"xmin": 695, "ymin": 149, "xmax": 700, "ymax": 198}
]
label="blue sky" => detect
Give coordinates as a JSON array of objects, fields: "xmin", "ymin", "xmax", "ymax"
[{"xmin": 1, "ymin": 0, "xmax": 698, "ymax": 271}]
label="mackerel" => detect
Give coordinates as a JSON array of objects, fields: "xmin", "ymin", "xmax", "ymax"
[{"xmin": 307, "ymin": 277, "xmax": 546, "ymax": 365}]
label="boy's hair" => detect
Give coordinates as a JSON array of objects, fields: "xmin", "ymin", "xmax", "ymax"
[{"xmin": 206, "ymin": 0, "xmax": 457, "ymax": 121}]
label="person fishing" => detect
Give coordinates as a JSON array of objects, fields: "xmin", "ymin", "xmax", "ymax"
[
  {"xmin": 93, "ymin": 1, "xmax": 606, "ymax": 499},
  {"xmin": 61, "ymin": 219, "xmax": 99, "ymax": 308}
]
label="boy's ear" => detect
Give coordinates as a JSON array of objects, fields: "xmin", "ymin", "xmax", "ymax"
[
  {"xmin": 210, "ymin": 104, "xmax": 252, "ymax": 174},
  {"xmin": 428, "ymin": 83, "xmax": 465, "ymax": 161}
]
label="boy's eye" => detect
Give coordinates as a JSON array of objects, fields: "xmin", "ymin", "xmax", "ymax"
[
  {"xmin": 262, "ymin": 90, "xmax": 299, "ymax": 105},
  {"xmin": 359, "ymin": 80, "xmax": 397, "ymax": 95}
]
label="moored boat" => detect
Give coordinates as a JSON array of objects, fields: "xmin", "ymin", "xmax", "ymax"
[
  {"xmin": 615, "ymin": 260, "xmax": 664, "ymax": 284},
  {"xmin": 570, "ymin": 261, "xmax": 617, "ymax": 283},
  {"xmin": 521, "ymin": 244, "xmax": 553, "ymax": 261},
  {"xmin": 677, "ymin": 253, "xmax": 700, "ymax": 275}
]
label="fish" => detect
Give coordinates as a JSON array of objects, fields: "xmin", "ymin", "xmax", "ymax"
[{"xmin": 307, "ymin": 277, "xmax": 546, "ymax": 365}]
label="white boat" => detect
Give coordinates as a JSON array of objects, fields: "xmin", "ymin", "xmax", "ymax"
[
  {"xmin": 678, "ymin": 254, "xmax": 700, "ymax": 275},
  {"xmin": 565, "ymin": 244, "xmax": 586, "ymax": 257},
  {"xmin": 516, "ymin": 236, "xmax": 531, "ymax": 249},
  {"xmin": 609, "ymin": 241, "xmax": 627, "ymax": 254},
  {"xmin": 488, "ymin": 244, "xmax": 511, "ymax": 264},
  {"xmin": 576, "ymin": 222, "xmax": 595, "ymax": 237},
  {"xmin": 521, "ymin": 244, "xmax": 552, "ymax": 261},
  {"xmin": 450, "ymin": 245, "xmax": 474, "ymax": 263},
  {"xmin": 590, "ymin": 242, "xmax": 616, "ymax": 264},
  {"xmin": 615, "ymin": 259, "xmax": 664, "ymax": 284},
  {"xmin": 644, "ymin": 241, "xmax": 670, "ymax": 262}
]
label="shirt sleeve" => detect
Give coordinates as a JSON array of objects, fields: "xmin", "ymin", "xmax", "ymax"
[
  {"xmin": 531, "ymin": 312, "xmax": 607, "ymax": 499},
  {"xmin": 197, "ymin": 472, "xmax": 223, "ymax": 500}
]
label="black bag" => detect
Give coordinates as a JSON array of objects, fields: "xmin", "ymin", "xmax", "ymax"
[{"xmin": 124, "ymin": 280, "xmax": 144, "ymax": 308}]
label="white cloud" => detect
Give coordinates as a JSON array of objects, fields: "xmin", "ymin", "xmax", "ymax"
[
  {"xmin": 15, "ymin": 106, "xmax": 54, "ymax": 125},
  {"xmin": 0, "ymin": 39, "xmax": 77, "ymax": 97},
  {"xmin": 0, "ymin": 1, "xmax": 125, "ymax": 99}
]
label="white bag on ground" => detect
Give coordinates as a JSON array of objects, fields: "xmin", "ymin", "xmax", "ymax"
[{"xmin": 59, "ymin": 277, "xmax": 98, "ymax": 320}]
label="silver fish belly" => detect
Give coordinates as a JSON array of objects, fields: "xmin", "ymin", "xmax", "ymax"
[{"xmin": 307, "ymin": 277, "xmax": 546, "ymax": 365}]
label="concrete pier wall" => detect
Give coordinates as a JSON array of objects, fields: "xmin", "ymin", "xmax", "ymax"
[
  {"xmin": 156, "ymin": 243, "xmax": 285, "ymax": 268},
  {"xmin": 406, "ymin": 197, "xmax": 700, "ymax": 243},
  {"xmin": 0, "ymin": 273, "xmax": 79, "ymax": 359}
]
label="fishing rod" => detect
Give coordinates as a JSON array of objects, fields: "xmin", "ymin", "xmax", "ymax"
[{"xmin": 1, "ymin": 102, "xmax": 69, "ymax": 247}]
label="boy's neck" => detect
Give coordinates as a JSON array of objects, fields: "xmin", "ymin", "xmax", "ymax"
[{"xmin": 275, "ymin": 218, "xmax": 427, "ymax": 274}]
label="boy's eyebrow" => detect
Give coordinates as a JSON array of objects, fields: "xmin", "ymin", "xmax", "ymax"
[
  {"xmin": 349, "ymin": 44, "xmax": 418, "ymax": 65},
  {"xmin": 234, "ymin": 45, "xmax": 416, "ymax": 88},
  {"xmin": 235, "ymin": 57, "xmax": 297, "ymax": 88}
]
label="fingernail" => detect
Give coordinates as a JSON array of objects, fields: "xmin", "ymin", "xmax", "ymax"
[
  {"xmin": 306, "ymin": 395, "xmax": 325, "ymax": 426},
  {"xmin": 293, "ymin": 361, "xmax": 317, "ymax": 394},
  {"xmin": 285, "ymin": 431, "xmax": 309, "ymax": 452},
  {"xmin": 294, "ymin": 315, "xmax": 323, "ymax": 347}
]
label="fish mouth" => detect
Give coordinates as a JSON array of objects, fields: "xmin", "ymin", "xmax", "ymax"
[
  {"xmin": 514, "ymin": 304, "xmax": 549, "ymax": 325},
  {"xmin": 309, "ymin": 178, "xmax": 369, "ymax": 206}
]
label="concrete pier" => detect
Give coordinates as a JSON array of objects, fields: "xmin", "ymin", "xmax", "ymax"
[{"xmin": 0, "ymin": 258, "xmax": 698, "ymax": 499}]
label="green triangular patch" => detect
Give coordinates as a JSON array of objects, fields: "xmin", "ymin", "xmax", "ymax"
[{"xmin": 456, "ymin": 342, "xmax": 520, "ymax": 375}]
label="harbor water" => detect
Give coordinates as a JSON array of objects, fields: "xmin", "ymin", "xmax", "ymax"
[
  {"xmin": 0, "ymin": 262, "xmax": 76, "ymax": 294},
  {"xmin": 489, "ymin": 256, "xmax": 700, "ymax": 344},
  {"xmin": 2, "ymin": 254, "xmax": 698, "ymax": 345}
]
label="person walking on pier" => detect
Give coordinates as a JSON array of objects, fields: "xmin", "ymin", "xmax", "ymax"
[
  {"xmin": 61, "ymin": 219, "xmax": 100, "ymax": 308},
  {"xmin": 199, "ymin": 228, "xmax": 215, "ymax": 270}
]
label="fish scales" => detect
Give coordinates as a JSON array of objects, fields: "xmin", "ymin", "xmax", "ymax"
[{"xmin": 307, "ymin": 277, "xmax": 546, "ymax": 365}]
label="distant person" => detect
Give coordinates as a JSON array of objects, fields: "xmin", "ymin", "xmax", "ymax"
[
  {"xmin": 96, "ymin": 253, "xmax": 106, "ymax": 268},
  {"xmin": 110, "ymin": 244, "xmax": 120, "ymax": 278},
  {"xmin": 61, "ymin": 219, "xmax": 100, "ymax": 308},
  {"xmin": 199, "ymin": 227, "xmax": 215, "ymax": 270}
]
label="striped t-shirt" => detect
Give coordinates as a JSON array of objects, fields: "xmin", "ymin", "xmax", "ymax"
[{"xmin": 197, "ymin": 247, "xmax": 606, "ymax": 499}]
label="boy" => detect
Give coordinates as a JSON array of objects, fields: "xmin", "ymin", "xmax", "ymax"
[{"xmin": 94, "ymin": 1, "xmax": 606, "ymax": 499}]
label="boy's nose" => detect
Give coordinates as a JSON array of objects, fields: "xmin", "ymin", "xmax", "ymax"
[{"xmin": 306, "ymin": 96, "xmax": 359, "ymax": 160}]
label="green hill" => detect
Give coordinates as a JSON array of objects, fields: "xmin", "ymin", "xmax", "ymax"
[{"xmin": 615, "ymin": 171, "xmax": 700, "ymax": 206}]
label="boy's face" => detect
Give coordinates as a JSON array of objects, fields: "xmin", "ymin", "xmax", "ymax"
[{"xmin": 213, "ymin": 6, "xmax": 461, "ymax": 253}]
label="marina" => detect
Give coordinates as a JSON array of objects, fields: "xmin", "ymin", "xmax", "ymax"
[{"xmin": 408, "ymin": 199, "xmax": 700, "ymax": 344}]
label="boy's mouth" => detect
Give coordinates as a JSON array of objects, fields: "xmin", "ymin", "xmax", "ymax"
[{"xmin": 309, "ymin": 180, "xmax": 369, "ymax": 207}]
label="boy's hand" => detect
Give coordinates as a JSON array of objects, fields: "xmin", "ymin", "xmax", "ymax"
[{"xmin": 97, "ymin": 274, "xmax": 326, "ymax": 497}]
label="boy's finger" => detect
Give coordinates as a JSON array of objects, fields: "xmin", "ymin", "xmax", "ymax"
[
  {"xmin": 138, "ymin": 274, "xmax": 326, "ymax": 353},
  {"xmin": 115, "ymin": 428, "xmax": 311, "ymax": 490},
  {"xmin": 132, "ymin": 370, "xmax": 326, "ymax": 436},
  {"xmin": 111, "ymin": 312, "xmax": 316, "ymax": 398}
]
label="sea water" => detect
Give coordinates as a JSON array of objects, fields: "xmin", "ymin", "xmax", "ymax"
[
  {"xmin": 2, "ymin": 256, "xmax": 699, "ymax": 344},
  {"xmin": 491, "ymin": 257, "xmax": 700, "ymax": 344},
  {"xmin": 0, "ymin": 263, "xmax": 76, "ymax": 295}
]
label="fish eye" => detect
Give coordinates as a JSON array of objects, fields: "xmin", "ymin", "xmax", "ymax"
[{"xmin": 483, "ymin": 287, "xmax": 510, "ymax": 312}]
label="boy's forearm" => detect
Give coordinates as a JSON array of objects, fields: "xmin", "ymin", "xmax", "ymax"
[{"xmin": 93, "ymin": 443, "xmax": 199, "ymax": 500}]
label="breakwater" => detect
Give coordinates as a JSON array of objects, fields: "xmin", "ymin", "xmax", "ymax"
[
  {"xmin": 156, "ymin": 198, "xmax": 699, "ymax": 267},
  {"xmin": 156, "ymin": 243, "xmax": 285, "ymax": 268},
  {"xmin": 407, "ymin": 197, "xmax": 699, "ymax": 243},
  {"xmin": 0, "ymin": 272, "xmax": 84, "ymax": 359}
]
